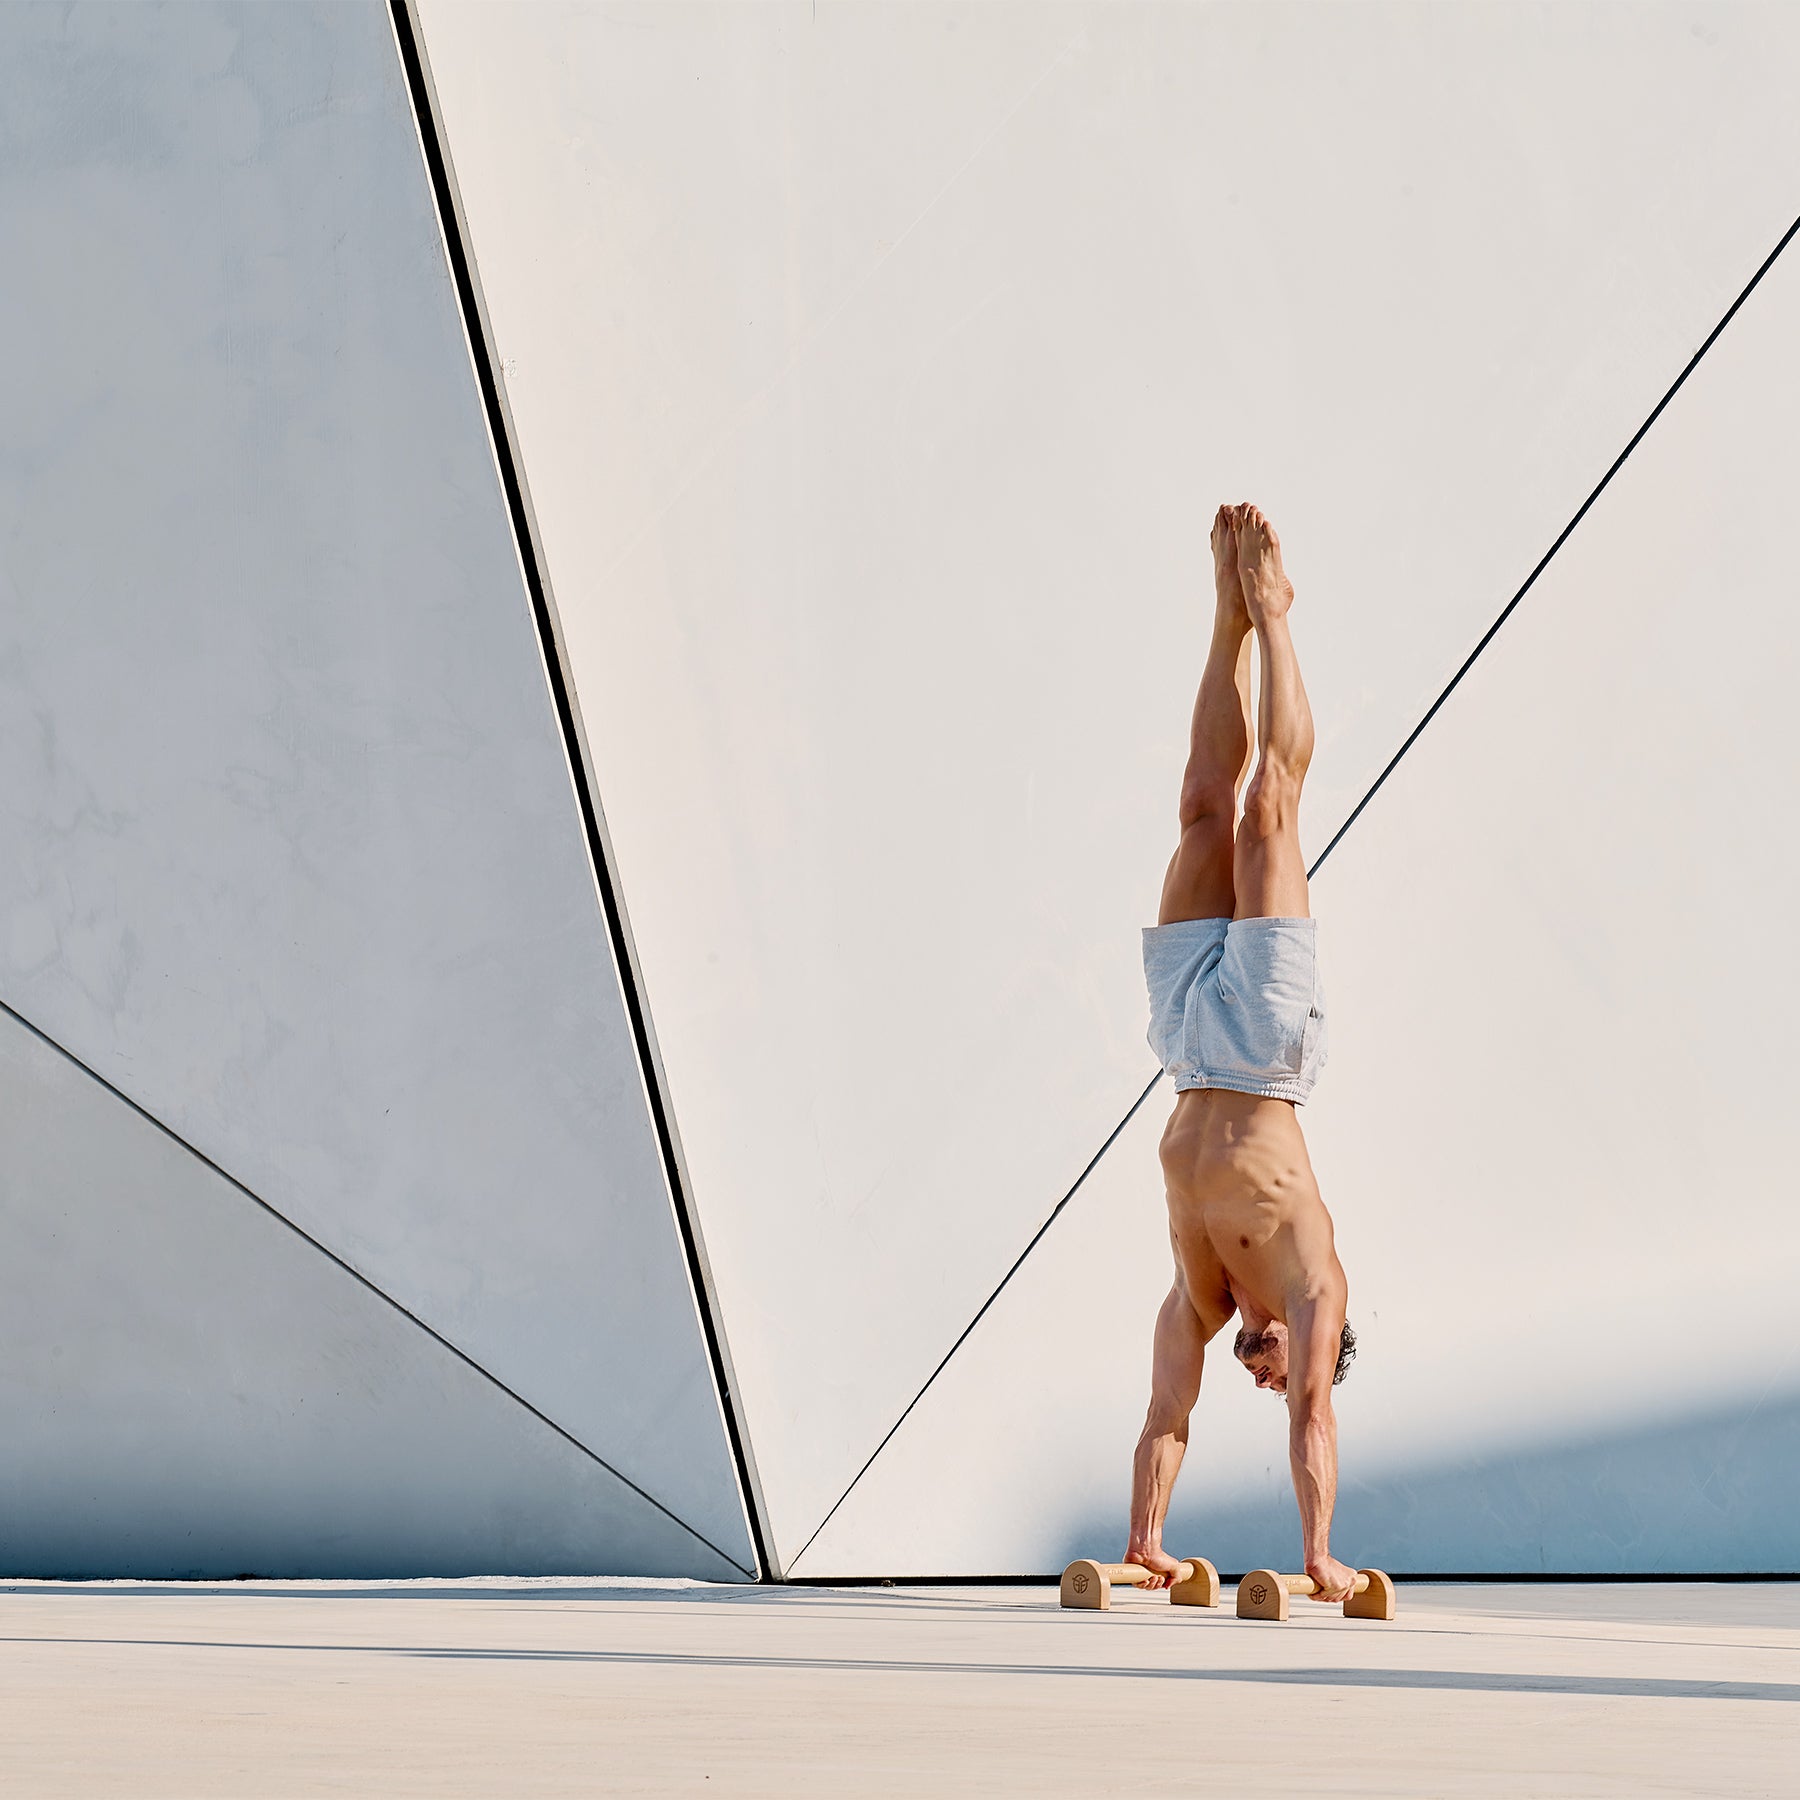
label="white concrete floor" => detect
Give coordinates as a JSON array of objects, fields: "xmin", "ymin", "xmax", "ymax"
[{"xmin": 1, "ymin": 1578, "xmax": 1794, "ymax": 1796}]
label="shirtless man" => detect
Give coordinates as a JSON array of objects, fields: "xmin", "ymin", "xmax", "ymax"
[{"xmin": 1125, "ymin": 503, "xmax": 1359, "ymax": 1603}]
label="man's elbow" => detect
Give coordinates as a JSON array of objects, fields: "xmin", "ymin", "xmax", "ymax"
[
  {"xmin": 1287, "ymin": 1390, "xmax": 1336, "ymax": 1436},
  {"xmin": 1140, "ymin": 1398, "xmax": 1193, "ymax": 1444}
]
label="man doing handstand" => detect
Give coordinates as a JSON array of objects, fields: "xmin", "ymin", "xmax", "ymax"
[{"xmin": 1126, "ymin": 503, "xmax": 1358, "ymax": 1603}]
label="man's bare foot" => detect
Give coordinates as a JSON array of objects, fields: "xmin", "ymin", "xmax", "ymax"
[
  {"xmin": 1211, "ymin": 503, "xmax": 1247, "ymax": 623},
  {"xmin": 1236, "ymin": 503, "xmax": 1294, "ymax": 624}
]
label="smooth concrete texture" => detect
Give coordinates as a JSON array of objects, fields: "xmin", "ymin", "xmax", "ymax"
[
  {"xmin": 415, "ymin": 0, "xmax": 1800, "ymax": 1565},
  {"xmin": 0, "ymin": 1002, "xmax": 742, "ymax": 1579},
  {"xmin": 2, "ymin": 1581, "xmax": 1795, "ymax": 1797},
  {"xmin": 0, "ymin": 1, "xmax": 749, "ymax": 1568},
  {"xmin": 800, "ymin": 132, "xmax": 1800, "ymax": 1574}
]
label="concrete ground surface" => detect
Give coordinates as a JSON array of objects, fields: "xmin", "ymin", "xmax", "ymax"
[{"xmin": 1, "ymin": 1578, "xmax": 1794, "ymax": 1797}]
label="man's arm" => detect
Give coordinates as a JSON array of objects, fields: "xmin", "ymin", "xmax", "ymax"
[
  {"xmin": 1286, "ymin": 1285, "xmax": 1357, "ymax": 1601},
  {"xmin": 1124, "ymin": 1280, "xmax": 1208, "ymax": 1584}
]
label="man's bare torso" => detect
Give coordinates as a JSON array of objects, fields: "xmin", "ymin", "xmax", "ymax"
[{"xmin": 1158, "ymin": 1086, "xmax": 1345, "ymax": 1355}]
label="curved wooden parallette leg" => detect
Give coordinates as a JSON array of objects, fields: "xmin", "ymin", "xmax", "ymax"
[
  {"xmin": 1345, "ymin": 1568, "xmax": 1397, "ymax": 1620},
  {"xmin": 1060, "ymin": 1559, "xmax": 1112, "ymax": 1609},
  {"xmin": 1169, "ymin": 1557, "xmax": 1221, "ymax": 1608},
  {"xmin": 1235, "ymin": 1569, "xmax": 1290, "ymax": 1620}
]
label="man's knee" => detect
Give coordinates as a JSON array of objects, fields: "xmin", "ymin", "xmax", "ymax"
[
  {"xmin": 1177, "ymin": 774, "xmax": 1236, "ymax": 833},
  {"xmin": 1240, "ymin": 764, "xmax": 1305, "ymax": 844}
]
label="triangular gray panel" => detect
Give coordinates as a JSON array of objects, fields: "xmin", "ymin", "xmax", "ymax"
[
  {"xmin": 0, "ymin": 1007, "xmax": 743, "ymax": 1579},
  {"xmin": 0, "ymin": 2, "xmax": 748, "ymax": 1564}
]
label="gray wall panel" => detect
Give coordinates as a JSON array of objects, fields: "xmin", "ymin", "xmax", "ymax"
[
  {"xmin": 0, "ymin": 0, "xmax": 749, "ymax": 1568},
  {"xmin": 0, "ymin": 1007, "xmax": 740, "ymax": 1578}
]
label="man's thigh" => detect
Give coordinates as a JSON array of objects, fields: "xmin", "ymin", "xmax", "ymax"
[
  {"xmin": 1231, "ymin": 816, "xmax": 1310, "ymax": 920},
  {"xmin": 1159, "ymin": 817, "xmax": 1236, "ymax": 924}
]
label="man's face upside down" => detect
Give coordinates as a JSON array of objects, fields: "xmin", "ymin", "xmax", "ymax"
[{"xmin": 1234, "ymin": 1323, "xmax": 1290, "ymax": 1394}]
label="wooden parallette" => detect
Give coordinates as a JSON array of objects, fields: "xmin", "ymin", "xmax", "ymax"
[
  {"xmin": 1059, "ymin": 1557, "xmax": 1221, "ymax": 1610},
  {"xmin": 1234, "ymin": 1567, "xmax": 1396, "ymax": 1621}
]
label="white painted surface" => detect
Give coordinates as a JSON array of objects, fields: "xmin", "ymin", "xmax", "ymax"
[
  {"xmin": 791, "ymin": 1092, "xmax": 1302, "ymax": 1575},
  {"xmin": 417, "ymin": 0, "xmax": 1800, "ymax": 1563},
  {"xmin": 0, "ymin": 1, "xmax": 749, "ymax": 1570},
  {"xmin": 5, "ymin": 1583, "xmax": 1797, "ymax": 1798},
  {"xmin": 0, "ymin": 1007, "xmax": 741, "ymax": 1578},
  {"xmin": 800, "ymin": 207, "xmax": 1800, "ymax": 1576}
]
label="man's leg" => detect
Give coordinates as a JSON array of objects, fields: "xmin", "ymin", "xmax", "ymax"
[
  {"xmin": 1138, "ymin": 508, "xmax": 1254, "ymax": 1578},
  {"xmin": 1158, "ymin": 505, "xmax": 1255, "ymax": 925},
  {"xmin": 1233, "ymin": 505, "xmax": 1314, "ymax": 919}
]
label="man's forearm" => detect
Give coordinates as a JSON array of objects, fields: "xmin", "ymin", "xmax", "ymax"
[
  {"xmin": 1126, "ymin": 1425, "xmax": 1187, "ymax": 1558},
  {"xmin": 1288, "ymin": 1402, "xmax": 1337, "ymax": 1563},
  {"xmin": 1127, "ymin": 1283, "xmax": 1206, "ymax": 1565}
]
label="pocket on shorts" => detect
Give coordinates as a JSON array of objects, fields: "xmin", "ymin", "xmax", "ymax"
[{"xmin": 1300, "ymin": 974, "xmax": 1326, "ymax": 1075}]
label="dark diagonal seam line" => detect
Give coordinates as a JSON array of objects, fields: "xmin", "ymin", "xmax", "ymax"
[
  {"xmin": 1308, "ymin": 205, "xmax": 1800, "ymax": 881},
  {"xmin": 787, "ymin": 1072, "xmax": 1165, "ymax": 1570},
  {"xmin": 0, "ymin": 996, "xmax": 752, "ymax": 1579},
  {"xmin": 790, "ymin": 203, "xmax": 1800, "ymax": 1574},
  {"xmin": 387, "ymin": 0, "xmax": 772, "ymax": 1580}
]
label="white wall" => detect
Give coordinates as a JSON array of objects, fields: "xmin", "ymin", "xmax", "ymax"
[
  {"xmin": 801, "ymin": 224, "xmax": 1800, "ymax": 1575},
  {"xmin": 0, "ymin": 1, "xmax": 750, "ymax": 1574},
  {"xmin": 418, "ymin": 0, "xmax": 1800, "ymax": 1570}
]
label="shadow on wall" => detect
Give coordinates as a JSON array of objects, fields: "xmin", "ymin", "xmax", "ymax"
[{"xmin": 1136, "ymin": 1388, "xmax": 1800, "ymax": 1577}]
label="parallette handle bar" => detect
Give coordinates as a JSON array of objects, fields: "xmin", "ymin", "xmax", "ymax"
[
  {"xmin": 1097, "ymin": 1560, "xmax": 1203, "ymax": 1588},
  {"xmin": 1281, "ymin": 1572, "xmax": 1371, "ymax": 1598}
]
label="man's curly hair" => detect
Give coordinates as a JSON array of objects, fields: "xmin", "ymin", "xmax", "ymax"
[{"xmin": 1234, "ymin": 1320, "xmax": 1358, "ymax": 1385}]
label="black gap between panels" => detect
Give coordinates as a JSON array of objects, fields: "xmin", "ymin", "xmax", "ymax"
[
  {"xmin": 1307, "ymin": 204, "xmax": 1800, "ymax": 880},
  {"xmin": 386, "ymin": 0, "xmax": 773, "ymax": 1581},
  {"xmin": 786, "ymin": 1073, "xmax": 1166, "ymax": 1572}
]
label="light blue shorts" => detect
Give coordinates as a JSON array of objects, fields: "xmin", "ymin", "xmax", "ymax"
[{"xmin": 1142, "ymin": 916, "xmax": 1327, "ymax": 1104}]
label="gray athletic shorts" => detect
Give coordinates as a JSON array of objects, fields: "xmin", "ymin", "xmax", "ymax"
[{"xmin": 1142, "ymin": 916, "xmax": 1327, "ymax": 1104}]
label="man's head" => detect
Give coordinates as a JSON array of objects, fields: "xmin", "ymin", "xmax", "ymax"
[{"xmin": 1233, "ymin": 1320, "xmax": 1357, "ymax": 1395}]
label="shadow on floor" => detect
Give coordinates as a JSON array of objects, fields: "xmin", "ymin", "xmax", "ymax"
[
  {"xmin": 2, "ymin": 1636, "xmax": 1794, "ymax": 1701},
  {"xmin": 0, "ymin": 1582, "xmax": 872, "ymax": 1607}
]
